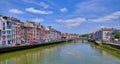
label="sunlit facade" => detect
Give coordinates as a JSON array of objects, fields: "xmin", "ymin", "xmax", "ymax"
[{"xmin": 0, "ymin": 15, "xmax": 79, "ymax": 46}]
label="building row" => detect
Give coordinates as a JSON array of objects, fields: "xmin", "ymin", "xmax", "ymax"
[
  {"xmin": 0, "ymin": 15, "xmax": 79, "ymax": 46},
  {"xmin": 89, "ymin": 28, "xmax": 120, "ymax": 42}
]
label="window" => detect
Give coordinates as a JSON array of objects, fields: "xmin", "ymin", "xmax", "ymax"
[
  {"xmin": 2, "ymin": 41, "xmax": 6, "ymax": 45},
  {"xmin": 7, "ymin": 35, "xmax": 11, "ymax": 38},
  {"xmin": 7, "ymin": 25, "xmax": 11, "ymax": 29},
  {"xmin": 3, "ymin": 23, "xmax": 5, "ymax": 26},
  {"xmin": 7, "ymin": 31, "xmax": 11, "ymax": 34},
  {"xmin": 2, "ymin": 36, "xmax": 6, "ymax": 40},
  {"xmin": 3, "ymin": 27, "xmax": 5, "ymax": 30},
  {"xmin": 7, "ymin": 22, "xmax": 11, "ymax": 29},
  {"xmin": 8, "ymin": 40, "xmax": 11, "ymax": 44},
  {"xmin": 7, "ymin": 22, "xmax": 10, "ymax": 25},
  {"xmin": 2, "ymin": 31, "xmax": 6, "ymax": 34}
]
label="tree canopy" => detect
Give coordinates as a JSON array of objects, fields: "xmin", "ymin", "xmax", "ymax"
[
  {"xmin": 114, "ymin": 32, "xmax": 120, "ymax": 39},
  {"xmin": 80, "ymin": 34, "xmax": 89, "ymax": 37}
]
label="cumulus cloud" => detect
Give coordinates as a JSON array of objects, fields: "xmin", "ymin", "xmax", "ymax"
[
  {"xmin": 8, "ymin": 9, "xmax": 24, "ymax": 14},
  {"xmin": 56, "ymin": 17, "xmax": 86, "ymax": 28},
  {"xmin": 31, "ymin": 18, "xmax": 44, "ymax": 23},
  {"xmin": 89, "ymin": 11, "xmax": 120, "ymax": 22},
  {"xmin": 26, "ymin": 7, "xmax": 53, "ymax": 14},
  {"xmin": 60, "ymin": 8, "xmax": 68, "ymax": 12}
]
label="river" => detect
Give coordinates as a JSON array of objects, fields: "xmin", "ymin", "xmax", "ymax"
[{"xmin": 0, "ymin": 40, "xmax": 120, "ymax": 64}]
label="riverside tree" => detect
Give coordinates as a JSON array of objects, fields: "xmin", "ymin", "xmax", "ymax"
[{"xmin": 114, "ymin": 32, "xmax": 120, "ymax": 39}]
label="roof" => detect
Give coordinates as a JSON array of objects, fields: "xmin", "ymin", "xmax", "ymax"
[
  {"xmin": 11, "ymin": 17, "xmax": 21, "ymax": 22},
  {"xmin": 36, "ymin": 24, "xmax": 41, "ymax": 28},
  {"xmin": 23, "ymin": 22, "xmax": 34, "ymax": 27},
  {"xmin": 6, "ymin": 17, "xmax": 11, "ymax": 22},
  {"xmin": 101, "ymin": 28, "xmax": 116, "ymax": 31}
]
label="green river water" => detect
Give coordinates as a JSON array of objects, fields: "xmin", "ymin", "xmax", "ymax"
[{"xmin": 0, "ymin": 40, "xmax": 120, "ymax": 64}]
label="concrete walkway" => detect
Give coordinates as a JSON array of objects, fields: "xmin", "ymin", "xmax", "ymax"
[{"xmin": 104, "ymin": 42, "xmax": 120, "ymax": 46}]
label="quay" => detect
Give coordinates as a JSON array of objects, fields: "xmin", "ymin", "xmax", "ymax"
[{"xmin": 102, "ymin": 42, "xmax": 120, "ymax": 49}]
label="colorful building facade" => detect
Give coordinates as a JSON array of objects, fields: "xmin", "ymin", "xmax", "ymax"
[
  {"xmin": 0, "ymin": 16, "xmax": 14, "ymax": 46},
  {"xmin": 0, "ymin": 15, "xmax": 80, "ymax": 47}
]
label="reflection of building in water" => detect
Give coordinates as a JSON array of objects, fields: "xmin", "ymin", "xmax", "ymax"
[
  {"xmin": 73, "ymin": 40, "xmax": 79, "ymax": 43},
  {"xmin": 0, "ymin": 45, "xmax": 60, "ymax": 64}
]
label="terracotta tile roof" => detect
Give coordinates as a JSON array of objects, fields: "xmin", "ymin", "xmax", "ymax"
[{"xmin": 101, "ymin": 28, "xmax": 115, "ymax": 31}]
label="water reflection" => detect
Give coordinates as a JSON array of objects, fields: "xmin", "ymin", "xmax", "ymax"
[
  {"xmin": 0, "ymin": 40, "xmax": 120, "ymax": 64},
  {"xmin": 89, "ymin": 42, "xmax": 120, "ymax": 59},
  {"xmin": 0, "ymin": 45, "xmax": 61, "ymax": 64}
]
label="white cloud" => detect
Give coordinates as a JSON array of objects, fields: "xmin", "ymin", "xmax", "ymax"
[
  {"xmin": 60, "ymin": 8, "xmax": 68, "ymax": 12},
  {"xmin": 40, "ymin": 2, "xmax": 49, "ymax": 9},
  {"xmin": 23, "ymin": 0, "xmax": 49, "ymax": 9},
  {"xmin": 97, "ymin": 26, "xmax": 105, "ymax": 29},
  {"xmin": 31, "ymin": 18, "xmax": 44, "ymax": 23},
  {"xmin": 89, "ymin": 11, "xmax": 120, "ymax": 22},
  {"xmin": 75, "ymin": 0, "xmax": 107, "ymax": 14},
  {"xmin": 26, "ymin": 7, "xmax": 53, "ymax": 14},
  {"xmin": 56, "ymin": 17, "xmax": 86, "ymax": 28},
  {"xmin": 8, "ymin": 9, "xmax": 24, "ymax": 14}
]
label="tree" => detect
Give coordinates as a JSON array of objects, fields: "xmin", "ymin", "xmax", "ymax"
[
  {"xmin": 80, "ymin": 34, "xmax": 89, "ymax": 38},
  {"xmin": 114, "ymin": 32, "xmax": 120, "ymax": 39}
]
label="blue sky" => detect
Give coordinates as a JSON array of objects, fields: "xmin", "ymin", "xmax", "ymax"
[{"xmin": 0, "ymin": 0, "xmax": 120, "ymax": 34}]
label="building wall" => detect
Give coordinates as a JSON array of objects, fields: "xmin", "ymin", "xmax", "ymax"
[
  {"xmin": 1, "ymin": 18, "xmax": 7, "ymax": 46},
  {"xmin": 90, "ymin": 28, "xmax": 118, "ymax": 42},
  {"xmin": 0, "ymin": 17, "xmax": 3, "ymax": 46},
  {"xmin": 0, "ymin": 15, "xmax": 79, "ymax": 46},
  {"xmin": 102, "ymin": 31, "xmax": 113, "ymax": 41},
  {"xmin": 35, "ymin": 25, "xmax": 41, "ymax": 43},
  {"xmin": 0, "ymin": 17, "xmax": 14, "ymax": 46}
]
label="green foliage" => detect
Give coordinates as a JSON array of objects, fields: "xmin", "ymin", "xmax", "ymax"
[
  {"xmin": 114, "ymin": 32, "xmax": 120, "ymax": 39},
  {"xmin": 80, "ymin": 34, "xmax": 89, "ymax": 37}
]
